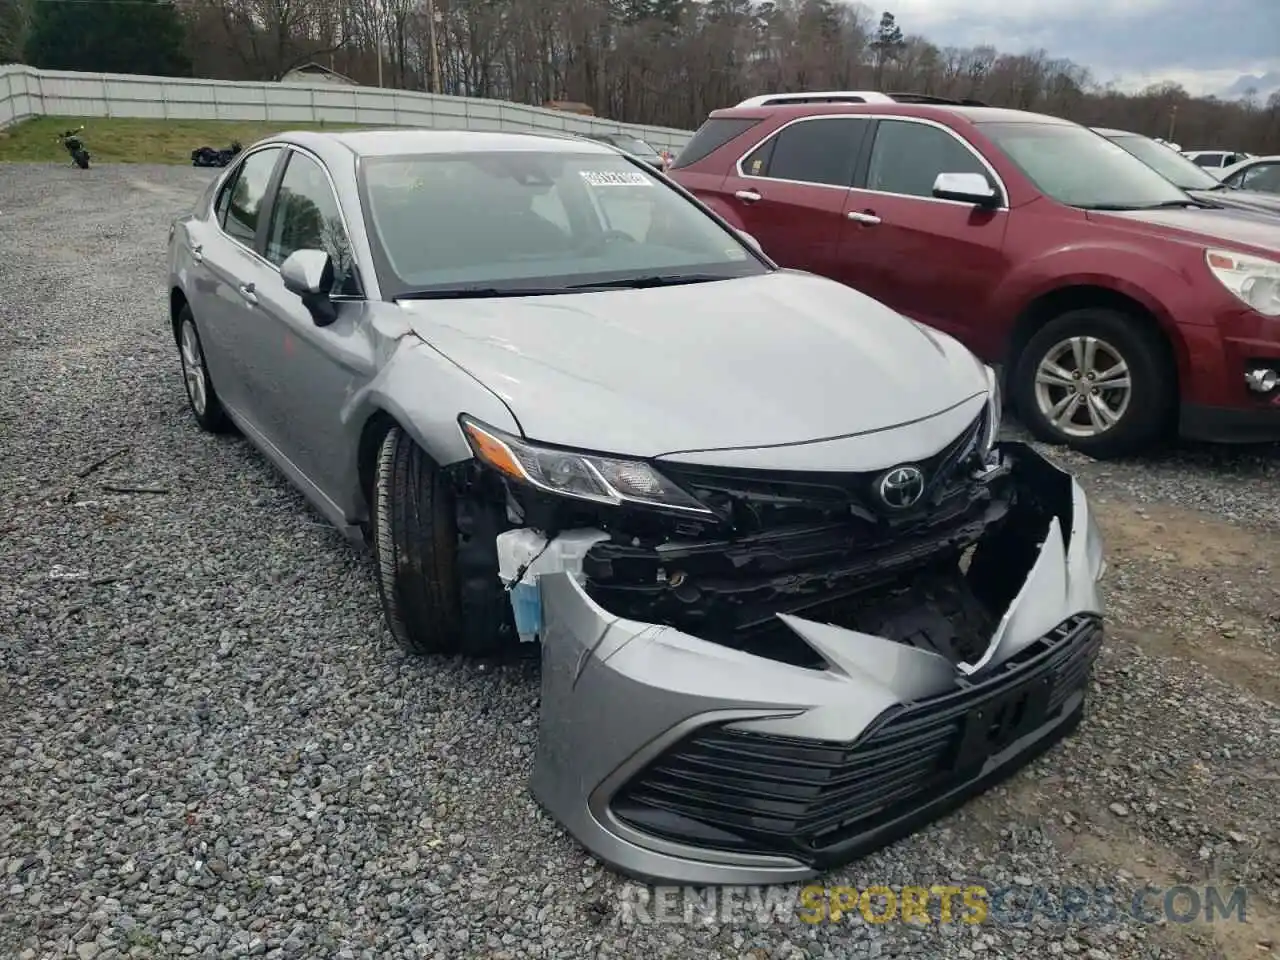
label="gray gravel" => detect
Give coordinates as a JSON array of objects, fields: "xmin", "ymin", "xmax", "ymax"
[{"xmin": 1, "ymin": 163, "xmax": 1277, "ymax": 960}]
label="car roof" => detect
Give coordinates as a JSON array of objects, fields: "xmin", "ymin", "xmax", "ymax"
[
  {"xmin": 1092, "ymin": 127, "xmax": 1134, "ymax": 137},
  {"xmin": 710, "ymin": 101, "xmax": 1073, "ymax": 127},
  {"xmin": 274, "ymin": 128, "xmax": 620, "ymax": 158}
]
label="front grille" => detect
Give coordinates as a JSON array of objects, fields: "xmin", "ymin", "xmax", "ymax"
[
  {"xmin": 611, "ymin": 614, "xmax": 1102, "ymax": 861},
  {"xmin": 658, "ymin": 410, "xmax": 989, "ymax": 535}
]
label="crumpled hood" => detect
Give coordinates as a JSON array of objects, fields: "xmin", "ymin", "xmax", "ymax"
[
  {"xmin": 399, "ymin": 270, "xmax": 987, "ymax": 458},
  {"xmin": 1088, "ymin": 204, "xmax": 1280, "ymax": 256}
]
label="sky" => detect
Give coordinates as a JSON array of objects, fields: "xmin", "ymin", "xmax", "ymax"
[{"xmin": 878, "ymin": 0, "xmax": 1280, "ymax": 99}]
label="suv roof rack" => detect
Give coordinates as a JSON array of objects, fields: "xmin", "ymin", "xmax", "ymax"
[
  {"xmin": 733, "ymin": 90, "xmax": 988, "ymax": 108},
  {"xmin": 884, "ymin": 92, "xmax": 989, "ymax": 106},
  {"xmin": 733, "ymin": 91, "xmax": 896, "ymax": 107}
]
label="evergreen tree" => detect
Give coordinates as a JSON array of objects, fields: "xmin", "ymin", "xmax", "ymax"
[{"xmin": 26, "ymin": 0, "xmax": 192, "ymax": 76}]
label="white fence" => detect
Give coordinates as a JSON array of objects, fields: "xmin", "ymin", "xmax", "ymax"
[{"xmin": 0, "ymin": 65, "xmax": 693, "ymax": 152}]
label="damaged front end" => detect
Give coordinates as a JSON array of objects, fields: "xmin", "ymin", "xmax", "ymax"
[{"xmin": 462, "ymin": 413, "xmax": 1105, "ymax": 885}]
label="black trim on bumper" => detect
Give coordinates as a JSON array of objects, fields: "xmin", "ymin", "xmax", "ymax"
[
  {"xmin": 612, "ymin": 614, "xmax": 1103, "ymax": 870},
  {"xmin": 1180, "ymin": 402, "xmax": 1280, "ymax": 444}
]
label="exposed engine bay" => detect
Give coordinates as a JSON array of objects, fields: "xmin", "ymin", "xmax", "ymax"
[{"xmin": 456, "ymin": 411, "xmax": 1072, "ymax": 669}]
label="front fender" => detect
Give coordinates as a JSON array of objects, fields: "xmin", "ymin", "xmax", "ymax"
[
  {"xmin": 339, "ymin": 336, "xmax": 521, "ymax": 510},
  {"xmin": 992, "ymin": 243, "xmax": 1200, "ymax": 337}
]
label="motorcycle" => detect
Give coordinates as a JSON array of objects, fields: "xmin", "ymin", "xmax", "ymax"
[
  {"xmin": 56, "ymin": 126, "xmax": 91, "ymax": 169},
  {"xmin": 191, "ymin": 140, "xmax": 243, "ymax": 168}
]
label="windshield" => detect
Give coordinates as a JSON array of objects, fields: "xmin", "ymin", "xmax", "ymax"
[
  {"xmin": 1105, "ymin": 133, "xmax": 1222, "ymax": 191},
  {"xmin": 981, "ymin": 122, "xmax": 1193, "ymax": 209},
  {"xmin": 359, "ymin": 150, "xmax": 764, "ymax": 297},
  {"xmin": 608, "ymin": 136, "xmax": 660, "ymax": 158}
]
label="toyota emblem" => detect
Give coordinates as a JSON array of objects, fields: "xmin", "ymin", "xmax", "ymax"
[{"xmin": 877, "ymin": 465, "xmax": 926, "ymax": 509}]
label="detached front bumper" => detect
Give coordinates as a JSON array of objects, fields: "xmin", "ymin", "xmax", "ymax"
[{"xmin": 528, "ymin": 443, "xmax": 1106, "ymax": 885}]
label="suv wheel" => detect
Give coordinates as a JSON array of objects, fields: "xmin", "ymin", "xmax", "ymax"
[
  {"xmin": 1013, "ymin": 308, "xmax": 1173, "ymax": 458},
  {"xmin": 371, "ymin": 426, "xmax": 512, "ymax": 657}
]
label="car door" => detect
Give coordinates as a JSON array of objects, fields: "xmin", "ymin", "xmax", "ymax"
[
  {"xmin": 247, "ymin": 147, "xmax": 373, "ymax": 500},
  {"xmin": 836, "ymin": 117, "xmax": 1011, "ymax": 346},
  {"xmin": 716, "ymin": 116, "xmax": 870, "ymax": 278},
  {"xmin": 187, "ymin": 145, "xmax": 286, "ymax": 417}
]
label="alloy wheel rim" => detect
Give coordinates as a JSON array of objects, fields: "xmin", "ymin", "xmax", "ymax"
[
  {"xmin": 1033, "ymin": 335, "xmax": 1132, "ymax": 438},
  {"xmin": 180, "ymin": 321, "xmax": 207, "ymax": 416}
]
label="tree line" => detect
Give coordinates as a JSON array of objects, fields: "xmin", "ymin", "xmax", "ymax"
[{"xmin": 4, "ymin": 0, "xmax": 1279, "ymax": 153}]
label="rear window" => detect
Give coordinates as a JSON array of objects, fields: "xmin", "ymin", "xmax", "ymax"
[{"xmin": 671, "ymin": 117, "xmax": 763, "ymax": 169}]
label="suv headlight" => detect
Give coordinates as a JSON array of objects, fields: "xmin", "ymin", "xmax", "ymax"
[
  {"xmin": 1205, "ymin": 248, "xmax": 1280, "ymax": 317},
  {"xmin": 980, "ymin": 364, "xmax": 1002, "ymax": 460},
  {"xmin": 460, "ymin": 416, "xmax": 712, "ymax": 514}
]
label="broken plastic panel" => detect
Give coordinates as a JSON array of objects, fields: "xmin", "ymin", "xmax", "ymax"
[
  {"xmin": 496, "ymin": 528, "xmax": 609, "ymax": 642},
  {"xmin": 528, "ymin": 443, "xmax": 1108, "ymax": 885}
]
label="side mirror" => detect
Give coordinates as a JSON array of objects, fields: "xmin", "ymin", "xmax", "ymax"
[
  {"xmin": 932, "ymin": 171, "xmax": 999, "ymax": 207},
  {"xmin": 736, "ymin": 229, "xmax": 763, "ymax": 253},
  {"xmin": 281, "ymin": 249, "xmax": 338, "ymax": 327}
]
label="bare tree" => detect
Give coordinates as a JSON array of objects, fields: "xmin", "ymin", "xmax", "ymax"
[{"xmin": 72, "ymin": 0, "xmax": 1273, "ymax": 154}]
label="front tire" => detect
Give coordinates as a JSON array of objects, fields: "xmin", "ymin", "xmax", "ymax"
[
  {"xmin": 73, "ymin": 149, "xmax": 89, "ymax": 169},
  {"xmin": 1013, "ymin": 308, "xmax": 1173, "ymax": 459},
  {"xmin": 371, "ymin": 427, "xmax": 511, "ymax": 657},
  {"xmin": 177, "ymin": 306, "xmax": 230, "ymax": 433}
]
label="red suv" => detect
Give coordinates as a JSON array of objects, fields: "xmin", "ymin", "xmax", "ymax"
[{"xmin": 668, "ymin": 92, "xmax": 1280, "ymax": 458}]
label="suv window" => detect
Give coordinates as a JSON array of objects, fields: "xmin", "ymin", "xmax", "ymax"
[
  {"xmin": 865, "ymin": 120, "xmax": 988, "ymax": 199},
  {"xmin": 671, "ymin": 117, "xmax": 762, "ymax": 169},
  {"xmin": 264, "ymin": 150, "xmax": 360, "ymax": 295},
  {"xmin": 745, "ymin": 117, "xmax": 865, "ymax": 187},
  {"xmin": 220, "ymin": 147, "xmax": 281, "ymax": 247},
  {"xmin": 1192, "ymin": 154, "xmax": 1223, "ymax": 168}
]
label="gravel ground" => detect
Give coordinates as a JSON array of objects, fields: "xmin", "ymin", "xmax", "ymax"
[{"xmin": 1, "ymin": 163, "xmax": 1277, "ymax": 960}]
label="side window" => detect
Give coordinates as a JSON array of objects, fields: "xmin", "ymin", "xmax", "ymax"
[
  {"xmin": 865, "ymin": 120, "xmax": 990, "ymax": 200},
  {"xmin": 222, "ymin": 148, "xmax": 281, "ymax": 247},
  {"xmin": 748, "ymin": 118, "xmax": 866, "ymax": 187},
  {"xmin": 1192, "ymin": 154, "xmax": 1217, "ymax": 168},
  {"xmin": 214, "ymin": 172, "xmax": 234, "ymax": 227},
  {"xmin": 264, "ymin": 151, "xmax": 360, "ymax": 296}
]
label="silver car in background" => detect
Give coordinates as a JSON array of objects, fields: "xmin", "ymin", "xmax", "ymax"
[{"xmin": 167, "ymin": 129, "xmax": 1107, "ymax": 885}]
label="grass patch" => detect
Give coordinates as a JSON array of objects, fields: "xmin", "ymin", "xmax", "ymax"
[{"xmin": 0, "ymin": 116, "xmax": 372, "ymax": 164}]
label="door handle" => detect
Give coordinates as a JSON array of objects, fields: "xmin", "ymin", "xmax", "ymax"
[
  {"xmin": 237, "ymin": 282, "xmax": 258, "ymax": 305},
  {"xmin": 847, "ymin": 211, "xmax": 881, "ymax": 225},
  {"xmin": 190, "ymin": 244, "xmax": 203, "ymax": 263},
  {"xmin": 734, "ymin": 189, "xmax": 762, "ymax": 203}
]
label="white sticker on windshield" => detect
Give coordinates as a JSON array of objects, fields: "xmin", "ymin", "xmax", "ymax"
[{"xmin": 580, "ymin": 170, "xmax": 652, "ymax": 187}]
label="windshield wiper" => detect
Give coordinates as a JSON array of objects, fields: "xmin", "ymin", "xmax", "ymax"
[
  {"xmin": 396, "ymin": 286, "xmax": 572, "ymax": 300},
  {"xmin": 1079, "ymin": 199, "xmax": 1206, "ymax": 211},
  {"xmin": 565, "ymin": 273, "xmax": 729, "ymax": 290}
]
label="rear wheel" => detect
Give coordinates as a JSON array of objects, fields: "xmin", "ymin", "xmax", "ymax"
[
  {"xmin": 177, "ymin": 306, "xmax": 230, "ymax": 433},
  {"xmin": 371, "ymin": 426, "xmax": 512, "ymax": 657},
  {"xmin": 1013, "ymin": 308, "xmax": 1173, "ymax": 459},
  {"xmin": 73, "ymin": 149, "xmax": 89, "ymax": 169}
]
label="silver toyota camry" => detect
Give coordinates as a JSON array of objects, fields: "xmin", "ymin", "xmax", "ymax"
[{"xmin": 167, "ymin": 128, "xmax": 1107, "ymax": 885}]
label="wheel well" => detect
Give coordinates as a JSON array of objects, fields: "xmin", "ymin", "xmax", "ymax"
[
  {"xmin": 357, "ymin": 410, "xmax": 399, "ymax": 511},
  {"xmin": 1006, "ymin": 285, "xmax": 1179, "ymax": 389},
  {"xmin": 169, "ymin": 288, "xmax": 188, "ymax": 343}
]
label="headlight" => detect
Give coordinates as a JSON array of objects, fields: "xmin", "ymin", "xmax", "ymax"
[
  {"xmin": 460, "ymin": 416, "xmax": 712, "ymax": 514},
  {"xmin": 1205, "ymin": 248, "xmax": 1280, "ymax": 317},
  {"xmin": 980, "ymin": 364, "xmax": 1002, "ymax": 459}
]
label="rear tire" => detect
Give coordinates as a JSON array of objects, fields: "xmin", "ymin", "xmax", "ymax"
[
  {"xmin": 1013, "ymin": 308, "xmax": 1173, "ymax": 459},
  {"xmin": 371, "ymin": 426, "xmax": 511, "ymax": 657},
  {"xmin": 177, "ymin": 306, "xmax": 230, "ymax": 433},
  {"xmin": 73, "ymin": 149, "xmax": 89, "ymax": 170}
]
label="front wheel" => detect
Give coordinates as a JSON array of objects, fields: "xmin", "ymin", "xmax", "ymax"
[
  {"xmin": 371, "ymin": 427, "xmax": 512, "ymax": 657},
  {"xmin": 1012, "ymin": 308, "xmax": 1174, "ymax": 459},
  {"xmin": 73, "ymin": 149, "xmax": 89, "ymax": 170}
]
